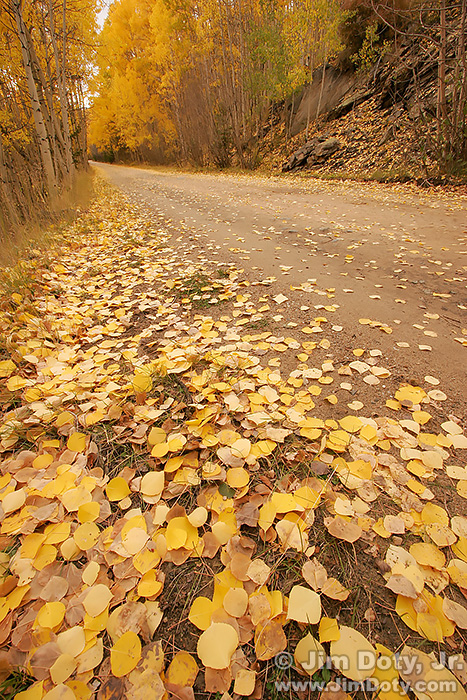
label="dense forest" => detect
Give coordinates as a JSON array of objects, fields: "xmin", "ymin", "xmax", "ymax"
[{"xmin": 89, "ymin": 0, "xmax": 467, "ymax": 173}]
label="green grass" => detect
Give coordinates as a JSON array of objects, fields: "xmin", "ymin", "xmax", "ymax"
[
  {"xmin": 174, "ymin": 272, "xmax": 218, "ymax": 308},
  {"xmin": 0, "ymin": 669, "xmax": 34, "ymax": 700},
  {"xmin": 246, "ymin": 318, "xmax": 270, "ymax": 331}
]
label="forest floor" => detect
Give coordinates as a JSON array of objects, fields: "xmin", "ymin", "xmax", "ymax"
[{"xmin": 0, "ymin": 168, "xmax": 466, "ymax": 700}]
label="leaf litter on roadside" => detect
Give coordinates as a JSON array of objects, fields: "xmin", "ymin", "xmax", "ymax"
[{"xmin": 0, "ymin": 179, "xmax": 466, "ymax": 699}]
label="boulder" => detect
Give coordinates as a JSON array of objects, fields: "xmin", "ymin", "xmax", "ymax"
[{"xmin": 282, "ymin": 137, "xmax": 340, "ymax": 172}]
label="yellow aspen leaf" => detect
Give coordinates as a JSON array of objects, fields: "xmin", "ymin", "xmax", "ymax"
[
  {"xmin": 258, "ymin": 501, "xmax": 277, "ymax": 532},
  {"xmin": 319, "ymin": 617, "xmax": 340, "ymax": 642},
  {"xmin": 287, "ymin": 586, "xmax": 321, "ymax": 624},
  {"xmin": 167, "ymin": 434, "xmax": 186, "ymax": 451},
  {"xmin": 187, "ymin": 506, "xmax": 208, "ymax": 528},
  {"xmin": 395, "ymin": 595, "xmax": 418, "ymax": 631},
  {"xmin": 84, "ymin": 608, "xmax": 108, "ymax": 632},
  {"xmin": 222, "ymin": 587, "xmax": 248, "ymax": 618},
  {"xmin": 226, "ymin": 467, "xmax": 249, "ymax": 489},
  {"xmin": 165, "ymin": 651, "xmax": 198, "ymax": 687},
  {"xmin": 50, "ymin": 654, "xmax": 77, "ymax": 684},
  {"xmin": 2, "ymin": 489, "xmax": 26, "ymax": 514},
  {"xmin": 0, "ymin": 360, "xmax": 17, "ymax": 377},
  {"xmin": 75, "ymin": 637, "xmax": 104, "ymax": 673},
  {"xmin": 140, "ymin": 471, "xmax": 164, "ymax": 497},
  {"xmin": 74, "ymin": 523, "xmax": 100, "ymax": 550},
  {"xmin": 65, "ymin": 681, "xmax": 92, "ymax": 700},
  {"xmin": 15, "ymin": 682, "xmax": 44, "ymax": 700},
  {"xmin": 133, "ymin": 549, "xmax": 161, "ymax": 575},
  {"xmin": 105, "ymin": 477, "xmax": 130, "ymax": 501},
  {"xmin": 33, "ymin": 544, "xmax": 57, "ymax": 570},
  {"xmin": 416, "ymin": 612, "xmax": 444, "ymax": 641},
  {"xmin": 61, "ymin": 486, "xmax": 92, "ymax": 512},
  {"xmin": 60, "ymin": 538, "xmax": 80, "ymax": 560},
  {"xmin": 57, "ymin": 627, "xmax": 86, "ymax": 657},
  {"xmin": 321, "ymin": 578, "xmax": 350, "ymax": 601},
  {"xmin": 32, "ymin": 453, "xmax": 53, "ymax": 469},
  {"xmin": 55, "ymin": 411, "xmax": 74, "ymax": 427},
  {"xmin": 294, "ymin": 633, "xmax": 326, "ymax": 675},
  {"xmin": 233, "ymin": 669, "xmax": 256, "ymax": 696},
  {"xmin": 426, "ymin": 523, "xmax": 457, "ymax": 547},
  {"xmin": 147, "ymin": 427, "xmax": 166, "ymax": 445},
  {"xmin": 132, "ymin": 373, "xmax": 152, "ymax": 393},
  {"xmin": 78, "ymin": 502, "xmax": 100, "ymax": 523},
  {"xmin": 331, "ymin": 627, "xmax": 376, "ymax": 681},
  {"xmin": 151, "ymin": 442, "xmax": 169, "ymax": 458},
  {"xmin": 338, "ymin": 416, "xmax": 363, "ymax": 433},
  {"xmin": 452, "ymin": 536, "xmax": 467, "ymax": 562},
  {"xmin": 111, "ymin": 631, "xmax": 142, "ymax": 677},
  {"xmin": 197, "ymin": 623, "xmax": 239, "ymax": 669},
  {"xmin": 44, "ymin": 522, "xmax": 71, "ymax": 545},
  {"xmin": 188, "ymin": 597, "xmax": 215, "ymax": 630},
  {"xmin": 122, "ymin": 527, "xmax": 149, "ymax": 556},
  {"xmin": 83, "ymin": 584, "xmax": 112, "ymax": 617},
  {"xmin": 372, "ymin": 644, "xmax": 408, "ymax": 699},
  {"xmin": 137, "ymin": 570, "xmax": 163, "ymax": 598},
  {"xmin": 409, "ymin": 542, "xmax": 445, "ymax": 570},
  {"xmin": 67, "ymin": 432, "xmax": 87, "ymax": 452},
  {"xmin": 166, "ymin": 517, "xmax": 198, "ymax": 550},
  {"xmin": 35, "ymin": 601, "xmax": 65, "ymax": 629},
  {"xmin": 43, "ymin": 685, "xmax": 75, "ymax": 700},
  {"xmin": 421, "ymin": 502, "xmax": 449, "ymax": 526},
  {"xmin": 6, "ymin": 376, "xmax": 27, "ymax": 391}
]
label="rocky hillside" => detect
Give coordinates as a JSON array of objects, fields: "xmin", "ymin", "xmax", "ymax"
[{"xmin": 261, "ymin": 13, "xmax": 467, "ymax": 184}]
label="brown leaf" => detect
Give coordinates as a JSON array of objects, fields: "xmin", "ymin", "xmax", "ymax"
[
  {"xmin": 302, "ymin": 559, "xmax": 327, "ymax": 590},
  {"xmin": 0, "ymin": 613, "xmax": 13, "ymax": 646},
  {"xmin": 165, "ymin": 683, "xmax": 195, "ymax": 700},
  {"xmin": 98, "ymin": 677, "xmax": 125, "ymax": 700},
  {"xmin": 255, "ymin": 620, "xmax": 287, "ymax": 661},
  {"xmin": 204, "ymin": 667, "xmax": 232, "ymax": 693},
  {"xmin": 326, "ymin": 516, "xmax": 362, "ymax": 543},
  {"xmin": 29, "ymin": 641, "xmax": 61, "ymax": 680},
  {"xmin": 321, "ymin": 578, "xmax": 350, "ymax": 601}
]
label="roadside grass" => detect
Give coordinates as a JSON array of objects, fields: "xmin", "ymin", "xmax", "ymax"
[{"xmin": 0, "ymin": 170, "xmax": 95, "ymax": 270}]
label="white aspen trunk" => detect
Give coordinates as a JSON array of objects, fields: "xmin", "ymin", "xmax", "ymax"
[
  {"xmin": 49, "ymin": 0, "xmax": 74, "ymax": 178},
  {"xmin": 12, "ymin": 0, "xmax": 56, "ymax": 195}
]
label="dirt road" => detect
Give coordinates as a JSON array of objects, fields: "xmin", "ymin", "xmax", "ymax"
[{"xmin": 94, "ymin": 163, "xmax": 467, "ymax": 412}]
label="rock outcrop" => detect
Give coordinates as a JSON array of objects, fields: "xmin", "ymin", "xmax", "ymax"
[{"xmin": 282, "ymin": 137, "xmax": 340, "ymax": 172}]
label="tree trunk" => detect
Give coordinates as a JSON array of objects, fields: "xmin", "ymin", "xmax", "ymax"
[
  {"xmin": 0, "ymin": 135, "xmax": 19, "ymax": 226},
  {"xmin": 49, "ymin": 0, "xmax": 75, "ymax": 179},
  {"xmin": 316, "ymin": 55, "xmax": 327, "ymax": 121},
  {"xmin": 436, "ymin": 0, "xmax": 448, "ymax": 164},
  {"xmin": 12, "ymin": 0, "xmax": 56, "ymax": 195}
]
